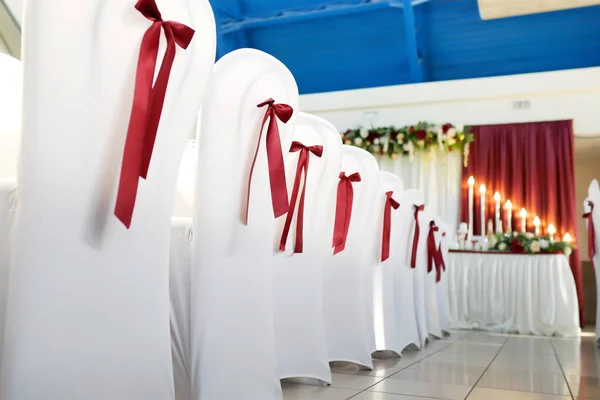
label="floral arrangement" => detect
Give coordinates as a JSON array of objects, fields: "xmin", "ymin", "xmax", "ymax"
[
  {"xmin": 492, "ymin": 232, "xmax": 575, "ymax": 256},
  {"xmin": 340, "ymin": 122, "xmax": 474, "ymax": 166}
]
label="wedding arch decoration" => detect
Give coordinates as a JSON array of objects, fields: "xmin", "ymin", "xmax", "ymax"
[{"xmin": 341, "ymin": 122, "xmax": 474, "ymax": 166}]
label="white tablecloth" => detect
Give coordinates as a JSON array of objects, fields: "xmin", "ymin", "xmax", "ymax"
[{"xmin": 447, "ymin": 251, "xmax": 580, "ymax": 336}]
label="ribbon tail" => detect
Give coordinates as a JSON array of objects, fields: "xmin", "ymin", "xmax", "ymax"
[
  {"xmin": 266, "ymin": 112, "xmax": 289, "ymax": 218},
  {"xmin": 279, "ymin": 156, "xmax": 304, "ymax": 252},
  {"xmin": 295, "ymin": 165, "xmax": 309, "ymax": 254}
]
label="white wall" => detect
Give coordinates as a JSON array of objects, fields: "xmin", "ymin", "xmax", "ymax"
[{"xmin": 299, "ymin": 67, "xmax": 600, "ymax": 136}]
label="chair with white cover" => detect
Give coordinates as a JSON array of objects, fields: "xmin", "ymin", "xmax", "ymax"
[
  {"xmin": 585, "ymin": 180, "xmax": 600, "ymax": 345},
  {"xmin": 272, "ymin": 112, "xmax": 341, "ymax": 384},
  {"xmin": 1, "ymin": 1, "xmax": 216, "ymax": 398},
  {"xmin": 0, "ymin": 52, "xmax": 21, "ymax": 381},
  {"xmin": 370, "ymin": 172, "xmax": 404, "ymax": 355},
  {"xmin": 422, "ymin": 208, "xmax": 443, "ymax": 339},
  {"xmin": 398, "ymin": 189, "xmax": 428, "ymax": 347},
  {"xmin": 190, "ymin": 48, "xmax": 298, "ymax": 400},
  {"xmin": 323, "ymin": 145, "xmax": 379, "ymax": 369},
  {"xmin": 434, "ymin": 216, "xmax": 451, "ymax": 335}
]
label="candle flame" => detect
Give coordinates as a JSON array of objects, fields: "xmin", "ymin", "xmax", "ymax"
[
  {"xmin": 563, "ymin": 232, "xmax": 572, "ymax": 243},
  {"xmin": 519, "ymin": 208, "xmax": 527, "ymax": 217},
  {"xmin": 468, "ymin": 176, "xmax": 475, "ymax": 185},
  {"xmin": 548, "ymin": 224, "xmax": 556, "ymax": 234},
  {"xmin": 494, "ymin": 192, "xmax": 501, "ymax": 201},
  {"xmin": 533, "ymin": 216, "xmax": 541, "ymax": 226},
  {"xmin": 505, "ymin": 200, "xmax": 513, "ymax": 210},
  {"xmin": 479, "ymin": 184, "xmax": 486, "ymax": 194}
]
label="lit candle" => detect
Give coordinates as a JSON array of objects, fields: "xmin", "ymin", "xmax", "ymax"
[
  {"xmin": 533, "ymin": 216, "xmax": 541, "ymax": 236},
  {"xmin": 520, "ymin": 208, "xmax": 527, "ymax": 233},
  {"xmin": 494, "ymin": 192, "xmax": 501, "ymax": 233},
  {"xmin": 480, "ymin": 184, "xmax": 486, "ymax": 235},
  {"xmin": 468, "ymin": 176, "xmax": 475, "ymax": 238},
  {"xmin": 548, "ymin": 224, "xmax": 556, "ymax": 242},
  {"xmin": 563, "ymin": 232, "xmax": 572, "ymax": 243},
  {"xmin": 505, "ymin": 200, "xmax": 513, "ymax": 233}
]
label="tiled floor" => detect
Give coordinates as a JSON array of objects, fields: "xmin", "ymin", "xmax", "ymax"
[{"xmin": 282, "ymin": 329, "xmax": 600, "ymax": 399}]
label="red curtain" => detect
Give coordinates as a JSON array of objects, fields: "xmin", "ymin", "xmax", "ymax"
[{"xmin": 460, "ymin": 120, "xmax": 583, "ymax": 325}]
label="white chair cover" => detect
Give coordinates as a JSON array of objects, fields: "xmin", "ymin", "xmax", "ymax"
[
  {"xmin": 0, "ymin": 53, "xmax": 21, "ymax": 180},
  {"xmin": 399, "ymin": 189, "xmax": 428, "ymax": 347},
  {"xmin": 422, "ymin": 208, "xmax": 443, "ymax": 339},
  {"xmin": 434, "ymin": 216, "xmax": 451, "ymax": 334},
  {"xmin": 586, "ymin": 180, "xmax": 600, "ymax": 344},
  {"xmin": 1, "ymin": 1, "xmax": 216, "ymax": 398},
  {"xmin": 371, "ymin": 172, "xmax": 404, "ymax": 355},
  {"xmin": 322, "ymin": 146, "xmax": 379, "ymax": 368},
  {"xmin": 190, "ymin": 49, "xmax": 298, "ymax": 400},
  {"xmin": 169, "ymin": 218, "xmax": 194, "ymax": 400},
  {"xmin": 173, "ymin": 139, "xmax": 199, "ymax": 218},
  {"xmin": 272, "ymin": 112, "xmax": 341, "ymax": 383}
]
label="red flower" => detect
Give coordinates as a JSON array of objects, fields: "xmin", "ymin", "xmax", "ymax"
[
  {"xmin": 416, "ymin": 130, "xmax": 427, "ymax": 140},
  {"xmin": 442, "ymin": 123, "xmax": 452, "ymax": 134},
  {"xmin": 390, "ymin": 130, "xmax": 398, "ymax": 140},
  {"xmin": 409, "ymin": 126, "xmax": 415, "ymax": 134},
  {"xmin": 368, "ymin": 133, "xmax": 377, "ymax": 142},
  {"xmin": 510, "ymin": 238, "xmax": 525, "ymax": 254}
]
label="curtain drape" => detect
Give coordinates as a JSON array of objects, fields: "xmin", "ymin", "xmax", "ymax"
[
  {"xmin": 379, "ymin": 151, "xmax": 462, "ymax": 235},
  {"xmin": 459, "ymin": 120, "xmax": 583, "ymax": 325}
]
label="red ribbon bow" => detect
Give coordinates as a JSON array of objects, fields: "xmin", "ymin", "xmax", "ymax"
[
  {"xmin": 410, "ymin": 204, "xmax": 425, "ymax": 269},
  {"xmin": 114, "ymin": 0, "xmax": 195, "ymax": 228},
  {"xmin": 245, "ymin": 98, "xmax": 294, "ymax": 224},
  {"xmin": 381, "ymin": 191, "xmax": 400, "ymax": 262},
  {"xmin": 427, "ymin": 222, "xmax": 443, "ymax": 282},
  {"xmin": 583, "ymin": 201, "xmax": 596, "ymax": 267},
  {"xmin": 438, "ymin": 232, "xmax": 447, "ymax": 273},
  {"xmin": 332, "ymin": 172, "xmax": 362, "ymax": 255},
  {"xmin": 279, "ymin": 142, "xmax": 323, "ymax": 254}
]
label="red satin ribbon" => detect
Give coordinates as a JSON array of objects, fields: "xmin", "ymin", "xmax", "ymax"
[
  {"xmin": 245, "ymin": 98, "xmax": 294, "ymax": 224},
  {"xmin": 583, "ymin": 201, "xmax": 596, "ymax": 267},
  {"xmin": 279, "ymin": 142, "xmax": 323, "ymax": 254},
  {"xmin": 427, "ymin": 222, "xmax": 443, "ymax": 282},
  {"xmin": 438, "ymin": 232, "xmax": 447, "ymax": 273},
  {"xmin": 381, "ymin": 191, "xmax": 400, "ymax": 262},
  {"xmin": 115, "ymin": 0, "xmax": 195, "ymax": 228},
  {"xmin": 410, "ymin": 204, "xmax": 425, "ymax": 269},
  {"xmin": 332, "ymin": 172, "xmax": 362, "ymax": 255}
]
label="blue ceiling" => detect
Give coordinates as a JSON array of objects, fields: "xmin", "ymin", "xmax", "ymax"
[{"xmin": 208, "ymin": 0, "xmax": 600, "ymax": 94}]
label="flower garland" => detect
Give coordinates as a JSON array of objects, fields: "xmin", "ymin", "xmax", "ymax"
[
  {"xmin": 493, "ymin": 232, "xmax": 575, "ymax": 256},
  {"xmin": 340, "ymin": 122, "xmax": 475, "ymax": 166}
]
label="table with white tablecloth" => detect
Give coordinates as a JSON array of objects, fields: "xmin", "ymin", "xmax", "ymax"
[{"xmin": 447, "ymin": 251, "xmax": 580, "ymax": 337}]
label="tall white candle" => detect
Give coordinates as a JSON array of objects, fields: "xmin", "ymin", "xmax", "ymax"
[
  {"xmin": 505, "ymin": 200, "xmax": 513, "ymax": 233},
  {"xmin": 548, "ymin": 224, "xmax": 556, "ymax": 242},
  {"xmin": 468, "ymin": 176, "xmax": 474, "ymax": 238},
  {"xmin": 533, "ymin": 216, "xmax": 541, "ymax": 236},
  {"xmin": 520, "ymin": 208, "xmax": 527, "ymax": 233},
  {"xmin": 494, "ymin": 192, "xmax": 501, "ymax": 233},
  {"xmin": 480, "ymin": 184, "xmax": 486, "ymax": 235}
]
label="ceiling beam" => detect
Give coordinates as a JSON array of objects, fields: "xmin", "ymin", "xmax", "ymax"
[
  {"xmin": 220, "ymin": 0, "xmax": 431, "ymax": 35},
  {"xmin": 402, "ymin": 0, "xmax": 424, "ymax": 82}
]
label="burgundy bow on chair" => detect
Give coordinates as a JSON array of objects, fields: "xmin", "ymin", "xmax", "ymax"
[
  {"xmin": 427, "ymin": 222, "xmax": 443, "ymax": 282},
  {"xmin": 245, "ymin": 98, "xmax": 294, "ymax": 224},
  {"xmin": 438, "ymin": 232, "xmax": 447, "ymax": 274},
  {"xmin": 332, "ymin": 172, "xmax": 362, "ymax": 255},
  {"xmin": 583, "ymin": 201, "xmax": 596, "ymax": 267},
  {"xmin": 410, "ymin": 204, "xmax": 425, "ymax": 269},
  {"xmin": 279, "ymin": 142, "xmax": 323, "ymax": 254},
  {"xmin": 381, "ymin": 191, "xmax": 400, "ymax": 262},
  {"xmin": 115, "ymin": 0, "xmax": 195, "ymax": 228}
]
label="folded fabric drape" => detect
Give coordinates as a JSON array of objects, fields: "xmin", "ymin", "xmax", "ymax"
[
  {"xmin": 410, "ymin": 204, "xmax": 424, "ymax": 269},
  {"xmin": 583, "ymin": 200, "xmax": 596, "ymax": 267},
  {"xmin": 381, "ymin": 191, "xmax": 400, "ymax": 262},
  {"xmin": 279, "ymin": 141, "xmax": 323, "ymax": 254},
  {"xmin": 115, "ymin": 0, "xmax": 195, "ymax": 228},
  {"xmin": 332, "ymin": 172, "xmax": 361, "ymax": 255},
  {"xmin": 245, "ymin": 98, "xmax": 294, "ymax": 224}
]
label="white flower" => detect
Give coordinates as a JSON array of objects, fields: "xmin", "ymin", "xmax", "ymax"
[
  {"xmin": 374, "ymin": 138, "xmax": 380, "ymax": 145},
  {"xmin": 455, "ymin": 124, "xmax": 464, "ymax": 132},
  {"xmin": 498, "ymin": 243, "xmax": 507, "ymax": 251},
  {"xmin": 436, "ymin": 126, "xmax": 443, "ymax": 136},
  {"xmin": 447, "ymin": 128, "xmax": 457, "ymax": 138},
  {"xmin": 539, "ymin": 239, "xmax": 550, "ymax": 249},
  {"xmin": 354, "ymin": 137, "xmax": 363, "ymax": 145},
  {"xmin": 359, "ymin": 128, "xmax": 369, "ymax": 139},
  {"xmin": 448, "ymin": 138, "xmax": 457, "ymax": 146},
  {"xmin": 525, "ymin": 232, "xmax": 535, "ymax": 239},
  {"xmin": 530, "ymin": 241, "xmax": 541, "ymax": 253},
  {"xmin": 417, "ymin": 140, "xmax": 425, "ymax": 148},
  {"xmin": 402, "ymin": 143, "xmax": 410, "ymax": 151},
  {"xmin": 513, "ymin": 232, "xmax": 518, "ymax": 237},
  {"xmin": 564, "ymin": 247, "xmax": 572, "ymax": 257},
  {"xmin": 398, "ymin": 133, "xmax": 405, "ymax": 142}
]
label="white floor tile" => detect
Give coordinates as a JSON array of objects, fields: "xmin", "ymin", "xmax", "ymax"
[
  {"xmin": 282, "ymin": 383, "xmax": 359, "ymax": 400},
  {"xmin": 467, "ymin": 387, "xmax": 571, "ymax": 400},
  {"xmin": 368, "ymin": 378, "xmax": 472, "ymax": 400}
]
